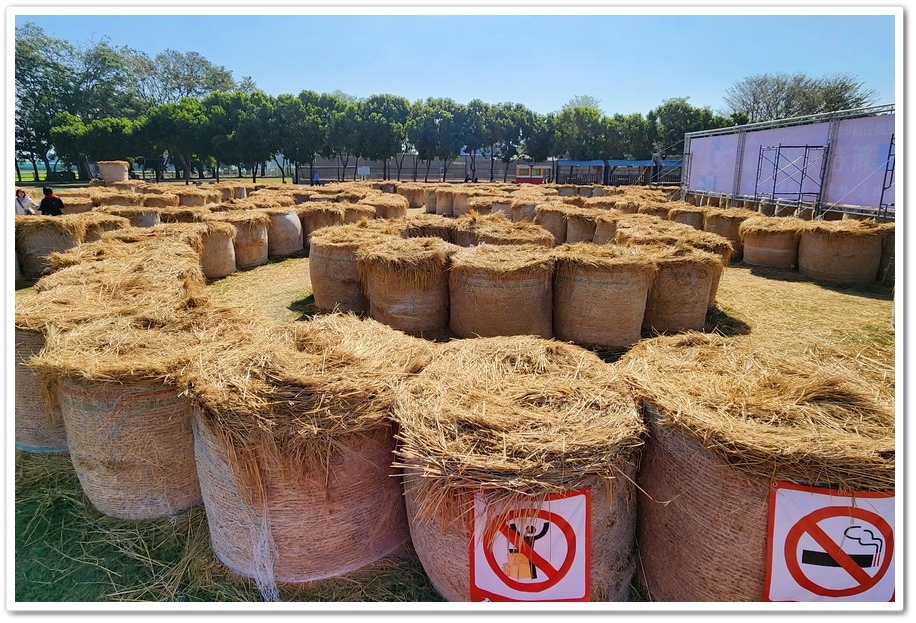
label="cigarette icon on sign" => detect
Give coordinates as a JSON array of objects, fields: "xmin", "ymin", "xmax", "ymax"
[{"xmin": 801, "ymin": 525, "xmax": 883, "ymax": 568}]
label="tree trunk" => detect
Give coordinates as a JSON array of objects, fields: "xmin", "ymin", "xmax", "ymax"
[
  {"xmin": 489, "ymin": 157, "xmax": 496, "ymax": 182},
  {"xmin": 274, "ymin": 156, "xmax": 287, "ymax": 183},
  {"xmin": 424, "ymin": 159, "xmax": 432, "ymax": 183},
  {"xmin": 353, "ymin": 156, "xmax": 360, "ymax": 181},
  {"xmin": 77, "ymin": 155, "xmax": 92, "ymax": 182}
]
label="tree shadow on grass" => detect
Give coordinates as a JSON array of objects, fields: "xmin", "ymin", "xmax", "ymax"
[{"xmin": 704, "ymin": 305, "xmax": 752, "ymax": 337}]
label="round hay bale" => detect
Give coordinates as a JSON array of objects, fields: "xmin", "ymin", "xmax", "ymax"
[
  {"xmin": 264, "ymin": 208, "xmax": 304, "ymax": 259},
  {"xmin": 667, "ymin": 206, "xmax": 706, "ymax": 230},
  {"xmin": 92, "ymin": 190, "xmax": 143, "ymax": 207},
  {"xmin": 509, "ymin": 198, "xmax": 538, "ymax": 222},
  {"xmin": 78, "ymin": 212, "xmax": 133, "ymax": 242},
  {"xmin": 592, "ymin": 211, "xmax": 620, "ymax": 245},
  {"xmin": 703, "ymin": 208, "xmax": 759, "ymax": 262},
  {"xmin": 876, "ymin": 223, "xmax": 895, "ymax": 284},
  {"xmin": 553, "ymin": 244, "xmax": 658, "ymax": 348},
  {"xmin": 456, "ymin": 212, "xmax": 555, "ymax": 249},
  {"xmin": 142, "ymin": 193, "xmax": 180, "ymax": 208},
  {"xmin": 57, "ymin": 378, "xmax": 201, "ymax": 520},
  {"xmin": 343, "ymin": 203, "xmax": 377, "ymax": 223},
  {"xmin": 295, "ymin": 202, "xmax": 346, "ymax": 249},
  {"xmin": 423, "ymin": 188, "xmax": 439, "ymax": 213},
  {"xmin": 177, "ymin": 188, "xmax": 221, "ymax": 207},
  {"xmin": 564, "ymin": 208, "xmax": 598, "ymax": 244},
  {"xmin": 614, "ymin": 199, "xmax": 640, "ymax": 214},
  {"xmin": 394, "ymin": 336, "xmax": 645, "ymax": 601},
  {"xmin": 97, "ymin": 160, "xmax": 130, "ymax": 182},
  {"xmin": 435, "ymin": 188, "xmax": 456, "ymax": 216},
  {"xmin": 757, "ymin": 199, "xmax": 776, "ymax": 217},
  {"xmin": 797, "ymin": 221, "xmax": 883, "ymax": 285},
  {"xmin": 618, "ymin": 333, "xmax": 894, "ymax": 602},
  {"xmin": 448, "ymin": 244, "xmax": 554, "ymax": 338},
  {"xmin": 360, "ymin": 193, "xmax": 409, "ymax": 219},
  {"xmin": 14, "ymin": 328, "xmax": 67, "ymax": 453},
  {"xmin": 308, "ymin": 222, "xmax": 402, "ymax": 314},
  {"xmin": 582, "ymin": 197, "xmax": 621, "ymax": 211},
  {"xmin": 95, "ymin": 205, "xmax": 162, "ymax": 228},
  {"xmin": 14, "ymin": 216, "xmax": 84, "ymax": 278},
  {"xmin": 181, "ymin": 316, "xmax": 414, "ymax": 592},
  {"xmin": 637, "ymin": 203, "xmax": 671, "ymax": 220},
  {"xmin": 557, "ymin": 185, "xmax": 579, "ymax": 197},
  {"xmin": 204, "ymin": 211, "xmax": 271, "ymax": 270},
  {"xmin": 158, "ymin": 206, "xmax": 213, "ymax": 223},
  {"xmin": 356, "ymin": 236, "xmax": 456, "ymax": 337},
  {"xmin": 400, "ymin": 213, "xmax": 457, "ymax": 244},
  {"xmin": 640, "ymin": 244, "xmax": 721, "ymax": 334},
  {"xmin": 395, "ymin": 184, "xmax": 427, "ymax": 209},
  {"xmin": 532, "ymin": 203, "xmax": 569, "ymax": 246},
  {"xmin": 192, "ymin": 413, "xmax": 407, "ymax": 586},
  {"xmin": 465, "ymin": 195, "xmax": 496, "ymax": 215},
  {"xmin": 738, "ymin": 216, "xmax": 806, "ymax": 268},
  {"xmin": 61, "ymin": 196, "xmax": 94, "ymax": 214}
]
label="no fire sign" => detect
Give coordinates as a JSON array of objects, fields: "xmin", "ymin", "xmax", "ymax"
[
  {"xmin": 764, "ymin": 481, "xmax": 895, "ymax": 602},
  {"xmin": 469, "ymin": 488, "xmax": 591, "ymax": 601}
]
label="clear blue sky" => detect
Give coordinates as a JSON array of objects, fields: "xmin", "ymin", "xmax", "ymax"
[{"xmin": 11, "ymin": 4, "xmax": 900, "ymax": 117}]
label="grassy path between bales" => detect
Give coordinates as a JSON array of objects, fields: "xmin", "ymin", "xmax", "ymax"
[{"xmin": 13, "ymin": 256, "xmax": 895, "ymax": 604}]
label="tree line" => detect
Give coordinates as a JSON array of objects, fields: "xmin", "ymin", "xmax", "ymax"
[{"xmin": 15, "ymin": 22, "xmax": 879, "ymax": 185}]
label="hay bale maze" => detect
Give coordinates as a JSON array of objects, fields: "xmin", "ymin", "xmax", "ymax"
[{"xmin": 14, "ymin": 181, "xmax": 895, "ymax": 604}]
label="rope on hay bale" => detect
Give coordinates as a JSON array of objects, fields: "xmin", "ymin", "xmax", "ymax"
[
  {"xmin": 356, "ymin": 236, "xmax": 458, "ymax": 337},
  {"xmin": 617, "ymin": 332, "xmax": 894, "ymax": 601},
  {"xmin": 177, "ymin": 311, "xmax": 416, "ymax": 592},
  {"xmin": 448, "ymin": 243, "xmax": 555, "ymax": 339},
  {"xmin": 552, "ymin": 243, "xmax": 659, "ymax": 349},
  {"xmin": 392, "ymin": 335, "xmax": 645, "ymax": 601}
]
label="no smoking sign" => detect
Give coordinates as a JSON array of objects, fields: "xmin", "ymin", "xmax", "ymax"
[
  {"xmin": 470, "ymin": 488, "xmax": 591, "ymax": 601},
  {"xmin": 764, "ymin": 481, "xmax": 895, "ymax": 602}
]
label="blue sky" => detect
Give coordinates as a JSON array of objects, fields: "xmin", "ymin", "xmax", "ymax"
[{"xmin": 10, "ymin": 4, "xmax": 900, "ymax": 117}]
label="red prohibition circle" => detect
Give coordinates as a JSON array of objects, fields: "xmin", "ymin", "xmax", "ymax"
[
  {"xmin": 784, "ymin": 505, "xmax": 894, "ymax": 598},
  {"xmin": 482, "ymin": 508, "xmax": 577, "ymax": 593}
]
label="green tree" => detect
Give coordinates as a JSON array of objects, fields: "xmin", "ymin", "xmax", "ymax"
[
  {"xmin": 15, "ymin": 23, "xmax": 76, "ymax": 180},
  {"xmin": 722, "ymin": 72, "xmax": 879, "ymax": 123},
  {"xmin": 357, "ymin": 94, "xmax": 410, "ymax": 180},
  {"xmin": 462, "ymin": 99, "xmax": 490, "ymax": 181},
  {"xmin": 273, "ymin": 92, "xmax": 323, "ymax": 184},
  {"xmin": 521, "ymin": 111, "xmax": 557, "ymax": 164},
  {"xmin": 143, "ymin": 98, "xmax": 210, "ymax": 183},
  {"xmin": 486, "ymin": 102, "xmax": 535, "ymax": 182},
  {"xmin": 125, "ymin": 49, "xmax": 237, "ymax": 108},
  {"xmin": 406, "ymin": 99, "xmax": 440, "ymax": 182},
  {"xmin": 646, "ymin": 97, "xmax": 732, "ymax": 156}
]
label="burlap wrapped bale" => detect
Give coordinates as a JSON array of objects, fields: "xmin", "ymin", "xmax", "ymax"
[
  {"xmin": 29, "ymin": 314, "xmax": 204, "ymax": 521},
  {"xmin": 563, "ymin": 207, "xmax": 598, "ymax": 243},
  {"xmin": 797, "ymin": 220, "xmax": 883, "ymax": 285},
  {"xmin": 14, "ymin": 215, "xmax": 85, "ymax": 278},
  {"xmin": 702, "ymin": 207, "xmax": 759, "ymax": 263},
  {"xmin": 14, "ymin": 327, "xmax": 67, "ymax": 452},
  {"xmin": 180, "ymin": 313, "xmax": 425, "ymax": 598},
  {"xmin": 553, "ymin": 243, "xmax": 658, "ymax": 349},
  {"xmin": 533, "ymin": 203, "xmax": 570, "ymax": 245},
  {"xmin": 637, "ymin": 203, "xmax": 671, "ymax": 220},
  {"xmin": 360, "ymin": 193, "xmax": 410, "ymax": 219},
  {"xmin": 876, "ymin": 223, "xmax": 895, "ymax": 284},
  {"xmin": 738, "ymin": 216, "xmax": 806, "ymax": 268},
  {"xmin": 435, "ymin": 188, "xmax": 456, "ymax": 216},
  {"xmin": 356, "ymin": 236, "xmax": 457, "ymax": 337},
  {"xmin": 449, "ymin": 244, "xmax": 555, "ymax": 339},
  {"xmin": 263, "ymin": 208, "xmax": 304, "ymax": 259},
  {"xmin": 400, "ymin": 213, "xmax": 456, "ymax": 244},
  {"xmin": 97, "ymin": 160, "xmax": 130, "ymax": 182},
  {"xmin": 295, "ymin": 202, "xmax": 346, "ymax": 251},
  {"xmin": 94, "ymin": 205, "xmax": 162, "ymax": 228},
  {"xmin": 639, "ymin": 244, "xmax": 721, "ymax": 334},
  {"xmin": 395, "ymin": 183, "xmax": 427, "ymax": 209},
  {"xmin": 454, "ymin": 212, "xmax": 555, "ymax": 249},
  {"xmin": 667, "ymin": 205, "xmax": 707, "ymax": 230},
  {"xmin": 203, "ymin": 210, "xmax": 271, "ymax": 270},
  {"xmin": 393, "ymin": 335, "xmax": 645, "ymax": 601},
  {"xmin": 618, "ymin": 333, "xmax": 894, "ymax": 602},
  {"xmin": 308, "ymin": 221, "xmax": 403, "ymax": 314}
]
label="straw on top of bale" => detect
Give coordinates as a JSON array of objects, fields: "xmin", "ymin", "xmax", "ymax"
[
  {"xmin": 801, "ymin": 217, "xmax": 887, "ymax": 238},
  {"xmin": 291, "ymin": 313, "xmax": 436, "ymax": 378},
  {"xmin": 552, "ymin": 240, "xmax": 659, "ymax": 273},
  {"xmin": 449, "ymin": 241, "xmax": 555, "ymax": 275},
  {"xmin": 456, "ymin": 212, "xmax": 555, "ymax": 247},
  {"xmin": 618, "ymin": 332, "xmax": 894, "ymax": 492},
  {"xmin": 356, "ymin": 235, "xmax": 457, "ymax": 288},
  {"xmin": 157, "ymin": 205, "xmax": 213, "ymax": 223},
  {"xmin": 393, "ymin": 335, "xmax": 645, "ymax": 522}
]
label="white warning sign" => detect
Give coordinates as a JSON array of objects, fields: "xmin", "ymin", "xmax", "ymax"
[
  {"xmin": 469, "ymin": 487, "xmax": 590, "ymax": 602},
  {"xmin": 764, "ymin": 480, "xmax": 895, "ymax": 602}
]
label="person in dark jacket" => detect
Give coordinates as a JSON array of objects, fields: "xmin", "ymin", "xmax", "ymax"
[{"xmin": 38, "ymin": 187, "xmax": 65, "ymax": 216}]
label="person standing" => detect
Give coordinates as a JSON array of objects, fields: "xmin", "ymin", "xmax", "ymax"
[
  {"xmin": 15, "ymin": 189, "xmax": 38, "ymax": 215},
  {"xmin": 38, "ymin": 187, "xmax": 65, "ymax": 216}
]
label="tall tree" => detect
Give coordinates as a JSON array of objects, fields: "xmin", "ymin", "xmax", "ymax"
[
  {"xmin": 358, "ymin": 94, "xmax": 410, "ymax": 180},
  {"xmin": 486, "ymin": 102, "xmax": 535, "ymax": 182},
  {"xmin": 646, "ymin": 97, "xmax": 732, "ymax": 156},
  {"xmin": 723, "ymin": 72, "xmax": 879, "ymax": 123},
  {"xmin": 125, "ymin": 49, "xmax": 236, "ymax": 108},
  {"xmin": 462, "ymin": 99, "xmax": 490, "ymax": 181}
]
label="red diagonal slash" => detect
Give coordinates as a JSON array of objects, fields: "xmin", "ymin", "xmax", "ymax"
[{"xmin": 498, "ymin": 522, "xmax": 559, "ymax": 581}]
